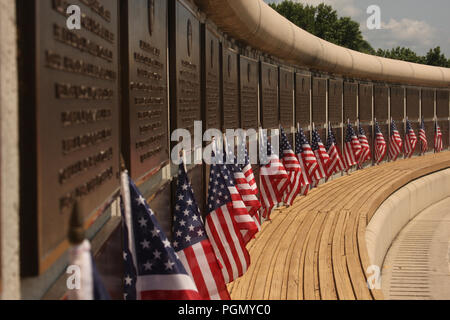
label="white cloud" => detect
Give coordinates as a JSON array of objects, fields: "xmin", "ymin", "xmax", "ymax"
[{"xmin": 267, "ymin": 0, "xmax": 363, "ymax": 18}]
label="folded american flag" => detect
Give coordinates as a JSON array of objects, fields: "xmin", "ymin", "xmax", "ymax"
[
  {"xmin": 173, "ymin": 163, "xmax": 230, "ymax": 300},
  {"xmin": 374, "ymin": 120, "xmax": 387, "ymax": 164},
  {"xmin": 326, "ymin": 123, "xmax": 345, "ymax": 177},
  {"xmin": 404, "ymin": 119, "xmax": 417, "ymax": 158},
  {"xmin": 121, "ymin": 172, "xmax": 201, "ymax": 300},
  {"xmin": 280, "ymin": 126, "xmax": 302, "ymax": 206},
  {"xmin": 310, "ymin": 127, "xmax": 329, "ymax": 186},
  {"xmin": 205, "ymin": 161, "xmax": 251, "ymax": 283},
  {"xmin": 259, "ymin": 129, "xmax": 289, "ymax": 220},
  {"xmin": 389, "ymin": 119, "xmax": 403, "ymax": 161},
  {"xmin": 419, "ymin": 118, "xmax": 428, "ymax": 154},
  {"xmin": 435, "ymin": 120, "xmax": 443, "ymax": 153}
]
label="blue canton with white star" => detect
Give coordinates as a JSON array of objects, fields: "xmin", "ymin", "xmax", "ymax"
[
  {"xmin": 326, "ymin": 125, "xmax": 337, "ymax": 150},
  {"xmin": 391, "ymin": 119, "xmax": 399, "ymax": 134},
  {"xmin": 345, "ymin": 123, "xmax": 356, "ymax": 143},
  {"xmin": 173, "ymin": 164, "xmax": 207, "ymax": 251},
  {"xmin": 296, "ymin": 127, "xmax": 310, "ymax": 154},
  {"xmin": 311, "ymin": 129, "xmax": 323, "ymax": 151},
  {"xmin": 280, "ymin": 126, "xmax": 293, "ymax": 155},
  {"xmin": 207, "ymin": 163, "xmax": 234, "ymax": 214}
]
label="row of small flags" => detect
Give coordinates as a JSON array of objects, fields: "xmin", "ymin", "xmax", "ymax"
[{"xmin": 67, "ymin": 118, "xmax": 445, "ymax": 300}]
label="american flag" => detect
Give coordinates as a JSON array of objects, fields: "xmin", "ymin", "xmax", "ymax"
[
  {"xmin": 120, "ymin": 172, "xmax": 201, "ymax": 300},
  {"xmin": 173, "ymin": 163, "xmax": 230, "ymax": 300},
  {"xmin": 280, "ymin": 127, "xmax": 302, "ymax": 206},
  {"xmin": 419, "ymin": 118, "xmax": 428, "ymax": 154},
  {"xmin": 374, "ymin": 120, "xmax": 387, "ymax": 164},
  {"xmin": 310, "ymin": 128, "xmax": 329, "ymax": 186},
  {"xmin": 357, "ymin": 123, "xmax": 372, "ymax": 167},
  {"xmin": 226, "ymin": 141, "xmax": 261, "ymax": 244},
  {"xmin": 237, "ymin": 137, "xmax": 259, "ymax": 195},
  {"xmin": 343, "ymin": 122, "xmax": 362, "ymax": 170},
  {"xmin": 259, "ymin": 129, "xmax": 289, "ymax": 220},
  {"xmin": 435, "ymin": 120, "xmax": 443, "ymax": 153},
  {"xmin": 295, "ymin": 126, "xmax": 318, "ymax": 196},
  {"xmin": 205, "ymin": 161, "xmax": 251, "ymax": 284},
  {"xmin": 389, "ymin": 119, "xmax": 403, "ymax": 161},
  {"xmin": 404, "ymin": 119, "xmax": 417, "ymax": 158},
  {"xmin": 326, "ymin": 123, "xmax": 345, "ymax": 177}
]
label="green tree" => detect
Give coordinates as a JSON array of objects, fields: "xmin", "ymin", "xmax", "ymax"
[{"xmin": 424, "ymin": 47, "xmax": 449, "ymax": 67}]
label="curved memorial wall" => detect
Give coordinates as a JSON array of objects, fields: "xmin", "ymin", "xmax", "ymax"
[{"xmin": 14, "ymin": 0, "xmax": 450, "ymax": 298}]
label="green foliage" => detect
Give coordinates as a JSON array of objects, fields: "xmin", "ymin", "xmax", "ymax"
[{"xmin": 269, "ymin": 0, "xmax": 448, "ymax": 67}]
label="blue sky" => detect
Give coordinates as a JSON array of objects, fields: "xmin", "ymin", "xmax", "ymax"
[{"xmin": 264, "ymin": 0, "xmax": 450, "ymax": 56}]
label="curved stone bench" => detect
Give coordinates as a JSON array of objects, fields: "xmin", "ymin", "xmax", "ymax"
[
  {"xmin": 228, "ymin": 152, "xmax": 450, "ymax": 300},
  {"xmin": 365, "ymin": 168, "xmax": 450, "ymax": 271}
]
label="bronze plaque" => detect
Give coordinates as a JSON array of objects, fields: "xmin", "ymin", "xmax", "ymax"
[
  {"xmin": 222, "ymin": 47, "xmax": 240, "ymax": 129},
  {"xmin": 279, "ymin": 67, "xmax": 294, "ymax": 131},
  {"xmin": 406, "ymin": 88, "xmax": 420, "ymax": 120},
  {"xmin": 295, "ymin": 74, "xmax": 311, "ymax": 126},
  {"xmin": 19, "ymin": 0, "xmax": 120, "ymax": 275},
  {"xmin": 312, "ymin": 78, "xmax": 327, "ymax": 125},
  {"xmin": 359, "ymin": 84, "xmax": 372, "ymax": 122},
  {"xmin": 422, "ymin": 89, "xmax": 435, "ymax": 120},
  {"xmin": 437, "ymin": 90, "xmax": 449, "ymax": 118},
  {"xmin": 343, "ymin": 82, "xmax": 357, "ymax": 122},
  {"xmin": 374, "ymin": 86, "xmax": 388, "ymax": 121},
  {"xmin": 240, "ymin": 56, "xmax": 259, "ymax": 130},
  {"xmin": 202, "ymin": 26, "xmax": 221, "ymax": 130},
  {"xmin": 122, "ymin": 0, "xmax": 169, "ymax": 180},
  {"xmin": 390, "ymin": 86, "xmax": 405, "ymax": 121},
  {"xmin": 169, "ymin": 1, "xmax": 201, "ymax": 137},
  {"xmin": 149, "ymin": 182, "xmax": 172, "ymax": 239},
  {"xmin": 260, "ymin": 62, "xmax": 279, "ymax": 129},
  {"xmin": 328, "ymin": 79, "xmax": 343, "ymax": 124}
]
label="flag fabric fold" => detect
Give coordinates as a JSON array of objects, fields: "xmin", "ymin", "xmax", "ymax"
[
  {"xmin": 419, "ymin": 118, "xmax": 428, "ymax": 154},
  {"xmin": 404, "ymin": 119, "xmax": 417, "ymax": 158},
  {"xmin": 374, "ymin": 120, "xmax": 387, "ymax": 164},
  {"xmin": 435, "ymin": 120, "xmax": 443, "ymax": 153},
  {"xmin": 343, "ymin": 122, "xmax": 362, "ymax": 170},
  {"xmin": 295, "ymin": 126, "xmax": 317, "ymax": 196},
  {"xmin": 310, "ymin": 128, "xmax": 329, "ymax": 186},
  {"xmin": 120, "ymin": 172, "xmax": 202, "ymax": 300},
  {"xmin": 326, "ymin": 124, "xmax": 346, "ymax": 177},
  {"xmin": 173, "ymin": 163, "xmax": 230, "ymax": 300},
  {"xmin": 389, "ymin": 119, "xmax": 403, "ymax": 161},
  {"xmin": 357, "ymin": 123, "xmax": 372, "ymax": 167},
  {"xmin": 280, "ymin": 127, "xmax": 303, "ymax": 206}
]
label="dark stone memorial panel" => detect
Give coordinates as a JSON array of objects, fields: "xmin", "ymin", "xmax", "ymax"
[
  {"xmin": 222, "ymin": 47, "xmax": 240, "ymax": 129},
  {"xmin": 149, "ymin": 181, "xmax": 172, "ymax": 239},
  {"xmin": 19, "ymin": 0, "xmax": 120, "ymax": 275},
  {"xmin": 122, "ymin": 0, "xmax": 169, "ymax": 180},
  {"xmin": 169, "ymin": 1, "xmax": 201, "ymax": 137},
  {"xmin": 312, "ymin": 78, "xmax": 327, "ymax": 125},
  {"xmin": 295, "ymin": 74, "xmax": 311, "ymax": 126},
  {"xmin": 421, "ymin": 89, "xmax": 435, "ymax": 120},
  {"xmin": 279, "ymin": 67, "xmax": 294, "ymax": 131},
  {"xmin": 437, "ymin": 90, "xmax": 449, "ymax": 118},
  {"xmin": 202, "ymin": 26, "xmax": 221, "ymax": 130},
  {"xmin": 374, "ymin": 86, "xmax": 388, "ymax": 121},
  {"xmin": 406, "ymin": 88, "xmax": 420, "ymax": 121},
  {"xmin": 359, "ymin": 84, "xmax": 372, "ymax": 122},
  {"xmin": 260, "ymin": 62, "xmax": 279, "ymax": 129},
  {"xmin": 344, "ymin": 82, "xmax": 357, "ymax": 122},
  {"xmin": 390, "ymin": 87, "xmax": 405, "ymax": 121},
  {"xmin": 328, "ymin": 79, "xmax": 343, "ymax": 124},
  {"xmin": 240, "ymin": 56, "xmax": 259, "ymax": 130}
]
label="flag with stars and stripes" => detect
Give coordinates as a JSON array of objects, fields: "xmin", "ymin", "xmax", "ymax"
[
  {"xmin": 120, "ymin": 172, "xmax": 201, "ymax": 300},
  {"xmin": 310, "ymin": 128, "xmax": 329, "ymax": 186},
  {"xmin": 404, "ymin": 119, "xmax": 417, "ymax": 158},
  {"xmin": 326, "ymin": 123, "xmax": 345, "ymax": 177},
  {"xmin": 280, "ymin": 127, "xmax": 303, "ymax": 206},
  {"xmin": 259, "ymin": 129, "xmax": 289, "ymax": 220},
  {"xmin": 237, "ymin": 136, "xmax": 259, "ymax": 196},
  {"xmin": 205, "ymin": 161, "xmax": 252, "ymax": 284},
  {"xmin": 358, "ymin": 123, "xmax": 372, "ymax": 167},
  {"xmin": 343, "ymin": 122, "xmax": 362, "ymax": 170},
  {"xmin": 295, "ymin": 126, "xmax": 317, "ymax": 196},
  {"xmin": 173, "ymin": 163, "xmax": 230, "ymax": 300},
  {"xmin": 435, "ymin": 120, "xmax": 443, "ymax": 153},
  {"xmin": 225, "ymin": 140, "xmax": 261, "ymax": 245},
  {"xmin": 389, "ymin": 119, "xmax": 403, "ymax": 161},
  {"xmin": 419, "ymin": 118, "xmax": 428, "ymax": 154},
  {"xmin": 374, "ymin": 120, "xmax": 387, "ymax": 164}
]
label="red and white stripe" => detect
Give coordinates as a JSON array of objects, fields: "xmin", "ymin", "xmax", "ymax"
[
  {"xmin": 205, "ymin": 201, "xmax": 251, "ymax": 284},
  {"xmin": 419, "ymin": 128, "xmax": 428, "ymax": 154},
  {"xmin": 358, "ymin": 132, "xmax": 371, "ymax": 166},
  {"xmin": 281, "ymin": 148, "xmax": 302, "ymax": 206},
  {"xmin": 137, "ymin": 274, "xmax": 201, "ymax": 300},
  {"xmin": 435, "ymin": 123, "xmax": 443, "ymax": 152},
  {"xmin": 344, "ymin": 136, "xmax": 361, "ymax": 169},
  {"xmin": 312, "ymin": 143, "xmax": 329, "ymax": 186},
  {"xmin": 259, "ymin": 155, "xmax": 289, "ymax": 220},
  {"xmin": 327, "ymin": 143, "xmax": 345, "ymax": 177},
  {"xmin": 404, "ymin": 130, "xmax": 417, "ymax": 158},
  {"xmin": 374, "ymin": 132, "xmax": 387, "ymax": 164},
  {"xmin": 389, "ymin": 131, "xmax": 403, "ymax": 161},
  {"xmin": 177, "ymin": 240, "xmax": 231, "ymax": 300},
  {"xmin": 296, "ymin": 153, "xmax": 312, "ymax": 196}
]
